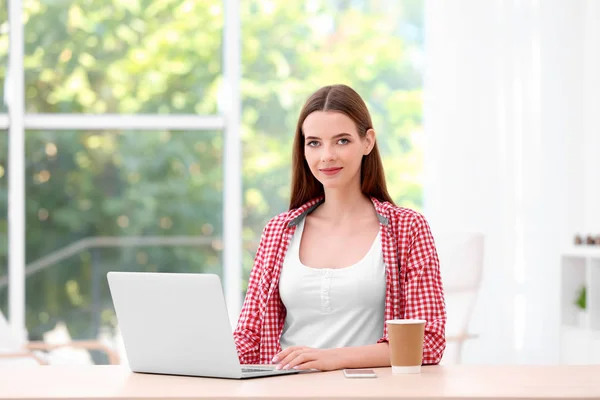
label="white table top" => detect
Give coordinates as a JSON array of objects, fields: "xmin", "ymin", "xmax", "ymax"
[{"xmin": 1, "ymin": 364, "xmax": 599, "ymax": 400}]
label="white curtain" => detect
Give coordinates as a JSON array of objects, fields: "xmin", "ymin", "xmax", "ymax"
[{"xmin": 424, "ymin": 0, "xmax": 600, "ymax": 364}]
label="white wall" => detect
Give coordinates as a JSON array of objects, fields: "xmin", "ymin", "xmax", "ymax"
[
  {"xmin": 424, "ymin": 0, "xmax": 600, "ymax": 364},
  {"xmin": 583, "ymin": 0, "xmax": 600, "ymax": 235}
]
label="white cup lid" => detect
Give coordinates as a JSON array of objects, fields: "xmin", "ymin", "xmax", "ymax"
[{"xmin": 386, "ymin": 319, "xmax": 426, "ymax": 324}]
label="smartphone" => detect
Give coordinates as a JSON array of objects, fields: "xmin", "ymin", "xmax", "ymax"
[{"xmin": 343, "ymin": 369, "xmax": 377, "ymax": 378}]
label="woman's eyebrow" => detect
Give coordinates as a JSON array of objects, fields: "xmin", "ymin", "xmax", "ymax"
[{"xmin": 304, "ymin": 133, "xmax": 352, "ymax": 140}]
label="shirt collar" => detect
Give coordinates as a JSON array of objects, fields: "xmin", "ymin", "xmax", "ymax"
[{"xmin": 286, "ymin": 196, "xmax": 390, "ymax": 228}]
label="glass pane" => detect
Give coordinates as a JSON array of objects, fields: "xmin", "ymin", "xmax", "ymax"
[
  {"xmin": 24, "ymin": 0, "xmax": 222, "ymax": 114},
  {"xmin": 0, "ymin": 130, "xmax": 6, "ymax": 316},
  {"xmin": 241, "ymin": 1, "xmax": 425, "ymax": 285},
  {"xmin": 0, "ymin": 0, "xmax": 7, "ymax": 113},
  {"xmin": 24, "ymin": 129, "xmax": 223, "ymax": 362}
]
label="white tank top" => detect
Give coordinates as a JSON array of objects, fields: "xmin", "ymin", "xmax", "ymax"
[{"xmin": 279, "ymin": 217, "xmax": 386, "ymax": 350}]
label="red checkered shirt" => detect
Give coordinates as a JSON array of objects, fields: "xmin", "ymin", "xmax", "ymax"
[{"xmin": 233, "ymin": 197, "xmax": 446, "ymax": 365}]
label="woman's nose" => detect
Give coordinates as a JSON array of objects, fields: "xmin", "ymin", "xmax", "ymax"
[{"xmin": 321, "ymin": 145, "xmax": 336, "ymax": 162}]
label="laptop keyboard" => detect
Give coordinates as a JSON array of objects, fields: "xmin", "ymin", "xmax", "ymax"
[{"xmin": 241, "ymin": 367, "xmax": 278, "ymax": 373}]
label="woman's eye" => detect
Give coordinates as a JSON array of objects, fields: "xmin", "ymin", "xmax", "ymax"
[
  {"xmin": 338, "ymin": 138, "xmax": 350, "ymax": 145},
  {"xmin": 307, "ymin": 141, "xmax": 320, "ymax": 147}
]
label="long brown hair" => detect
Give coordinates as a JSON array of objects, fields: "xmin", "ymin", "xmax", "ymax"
[{"xmin": 289, "ymin": 84, "xmax": 394, "ymax": 210}]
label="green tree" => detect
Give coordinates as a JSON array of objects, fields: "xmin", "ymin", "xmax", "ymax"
[{"xmin": 0, "ymin": 0, "xmax": 424, "ymax": 356}]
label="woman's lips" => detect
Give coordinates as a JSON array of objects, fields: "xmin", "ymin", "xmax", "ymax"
[{"xmin": 319, "ymin": 167, "xmax": 343, "ymax": 176}]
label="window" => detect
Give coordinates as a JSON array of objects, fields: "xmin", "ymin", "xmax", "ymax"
[
  {"xmin": 240, "ymin": 0, "xmax": 425, "ymax": 286},
  {"xmin": 24, "ymin": 0, "xmax": 222, "ymax": 114},
  {"xmin": 2, "ymin": 0, "xmax": 425, "ymax": 356},
  {"xmin": 0, "ymin": 130, "xmax": 6, "ymax": 315},
  {"xmin": 22, "ymin": 129, "xmax": 223, "ymax": 343},
  {"xmin": 0, "ymin": 0, "xmax": 7, "ymax": 113}
]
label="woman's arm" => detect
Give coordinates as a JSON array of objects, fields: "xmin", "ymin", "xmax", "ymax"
[
  {"xmin": 332, "ymin": 342, "xmax": 391, "ymax": 369},
  {"xmin": 401, "ymin": 214, "xmax": 447, "ymax": 364},
  {"xmin": 273, "ymin": 343, "xmax": 390, "ymax": 371},
  {"xmin": 232, "ymin": 229, "xmax": 268, "ymax": 364}
]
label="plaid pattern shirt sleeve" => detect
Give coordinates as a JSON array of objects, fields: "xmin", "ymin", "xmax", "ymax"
[
  {"xmin": 232, "ymin": 225, "xmax": 268, "ymax": 364},
  {"xmin": 400, "ymin": 213, "xmax": 446, "ymax": 364}
]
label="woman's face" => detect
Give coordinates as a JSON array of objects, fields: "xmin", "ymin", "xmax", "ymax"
[{"xmin": 302, "ymin": 111, "xmax": 374, "ymax": 190}]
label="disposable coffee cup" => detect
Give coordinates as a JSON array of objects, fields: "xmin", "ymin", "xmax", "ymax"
[{"xmin": 386, "ymin": 319, "xmax": 426, "ymax": 374}]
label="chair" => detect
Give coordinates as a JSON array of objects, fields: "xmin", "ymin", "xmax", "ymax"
[
  {"xmin": 0, "ymin": 310, "xmax": 120, "ymax": 365},
  {"xmin": 434, "ymin": 232, "xmax": 484, "ymax": 364}
]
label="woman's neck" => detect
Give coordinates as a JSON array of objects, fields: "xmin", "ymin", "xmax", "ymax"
[{"xmin": 316, "ymin": 186, "xmax": 373, "ymax": 222}]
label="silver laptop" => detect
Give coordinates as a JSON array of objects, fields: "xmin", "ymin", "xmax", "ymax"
[{"xmin": 107, "ymin": 271, "xmax": 303, "ymax": 379}]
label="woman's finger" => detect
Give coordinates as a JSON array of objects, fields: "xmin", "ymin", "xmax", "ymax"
[
  {"xmin": 277, "ymin": 348, "xmax": 311, "ymax": 369},
  {"xmin": 273, "ymin": 346, "xmax": 305, "ymax": 363},
  {"xmin": 284, "ymin": 352, "xmax": 314, "ymax": 370},
  {"xmin": 293, "ymin": 360, "xmax": 320, "ymax": 371}
]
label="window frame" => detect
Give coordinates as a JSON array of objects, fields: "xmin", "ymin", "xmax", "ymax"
[{"xmin": 2, "ymin": 0, "xmax": 242, "ymax": 337}]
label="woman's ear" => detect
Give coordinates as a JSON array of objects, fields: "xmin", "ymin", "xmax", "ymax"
[{"xmin": 364, "ymin": 129, "xmax": 376, "ymax": 155}]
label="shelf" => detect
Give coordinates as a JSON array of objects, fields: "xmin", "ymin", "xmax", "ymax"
[
  {"xmin": 560, "ymin": 256, "xmax": 587, "ymax": 328},
  {"xmin": 560, "ymin": 325, "xmax": 600, "ymax": 364},
  {"xmin": 561, "ymin": 246, "xmax": 600, "ymax": 258},
  {"xmin": 559, "ymin": 249, "xmax": 600, "ymax": 364},
  {"xmin": 591, "ymin": 258, "xmax": 600, "ymax": 331}
]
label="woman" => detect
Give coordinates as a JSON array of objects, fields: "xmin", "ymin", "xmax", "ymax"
[{"xmin": 233, "ymin": 84, "xmax": 446, "ymax": 371}]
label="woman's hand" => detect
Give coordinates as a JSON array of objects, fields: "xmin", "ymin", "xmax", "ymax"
[{"xmin": 272, "ymin": 346, "xmax": 343, "ymax": 371}]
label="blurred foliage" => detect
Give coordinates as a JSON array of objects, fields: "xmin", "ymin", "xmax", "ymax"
[
  {"xmin": 575, "ymin": 286, "xmax": 586, "ymax": 310},
  {"xmin": 0, "ymin": 0, "xmax": 424, "ymax": 349}
]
